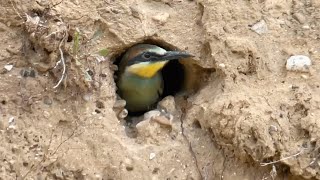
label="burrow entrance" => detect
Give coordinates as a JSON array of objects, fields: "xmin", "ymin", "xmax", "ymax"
[{"xmin": 113, "ymin": 39, "xmax": 215, "ymax": 117}]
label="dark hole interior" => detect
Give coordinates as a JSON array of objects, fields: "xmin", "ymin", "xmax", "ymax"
[
  {"xmin": 1, "ymin": 100, "xmax": 6, "ymax": 105},
  {"xmin": 192, "ymin": 120, "xmax": 202, "ymax": 129},
  {"xmin": 114, "ymin": 41, "xmax": 186, "ymax": 116},
  {"xmin": 67, "ymin": 35, "xmax": 73, "ymax": 42},
  {"xmin": 96, "ymin": 101, "xmax": 105, "ymax": 109},
  {"xmin": 161, "ymin": 59, "xmax": 185, "ymax": 97}
]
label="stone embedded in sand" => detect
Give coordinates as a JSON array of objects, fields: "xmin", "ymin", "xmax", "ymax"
[
  {"xmin": 301, "ymin": 74, "xmax": 309, "ymax": 79},
  {"xmin": 82, "ymin": 93, "xmax": 92, "ymax": 102},
  {"xmin": 4, "ymin": 64, "xmax": 13, "ymax": 71},
  {"xmin": 293, "ymin": 13, "xmax": 306, "ymax": 24},
  {"xmin": 8, "ymin": 117, "xmax": 15, "ymax": 129},
  {"xmin": 53, "ymin": 168, "xmax": 64, "ymax": 179},
  {"xmin": 114, "ymin": 100, "xmax": 128, "ymax": 119},
  {"xmin": 136, "ymin": 111, "xmax": 172, "ymax": 138},
  {"xmin": 152, "ymin": 13, "xmax": 170, "ymax": 25},
  {"xmin": 135, "ymin": 119, "xmax": 150, "ymax": 134},
  {"xmin": 286, "ymin": 55, "xmax": 311, "ymax": 72},
  {"xmin": 157, "ymin": 96, "xmax": 176, "ymax": 114},
  {"xmin": 149, "ymin": 152, "xmax": 156, "ymax": 160},
  {"xmin": 110, "ymin": 64, "xmax": 118, "ymax": 71},
  {"xmin": 218, "ymin": 63, "xmax": 226, "ymax": 68},
  {"xmin": 118, "ymin": 109, "xmax": 128, "ymax": 119},
  {"xmin": 302, "ymin": 25, "xmax": 310, "ymax": 29},
  {"xmin": 114, "ymin": 100, "xmax": 126, "ymax": 108},
  {"xmin": 250, "ymin": 20, "xmax": 268, "ymax": 35},
  {"xmin": 144, "ymin": 110, "xmax": 161, "ymax": 120},
  {"xmin": 143, "ymin": 110, "xmax": 172, "ymax": 127},
  {"xmin": 151, "ymin": 116, "xmax": 171, "ymax": 127}
]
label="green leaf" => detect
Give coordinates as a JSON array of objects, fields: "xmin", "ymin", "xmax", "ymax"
[
  {"xmin": 98, "ymin": 49, "xmax": 109, "ymax": 56},
  {"xmin": 73, "ymin": 31, "xmax": 80, "ymax": 55}
]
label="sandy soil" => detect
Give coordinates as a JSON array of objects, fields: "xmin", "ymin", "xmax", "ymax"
[{"xmin": 1, "ymin": 0, "xmax": 320, "ymax": 179}]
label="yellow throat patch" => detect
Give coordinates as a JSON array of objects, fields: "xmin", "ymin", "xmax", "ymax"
[{"xmin": 127, "ymin": 61, "xmax": 167, "ymax": 78}]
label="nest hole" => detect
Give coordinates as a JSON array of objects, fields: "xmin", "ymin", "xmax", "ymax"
[
  {"xmin": 113, "ymin": 40, "xmax": 212, "ymax": 116},
  {"xmin": 114, "ymin": 40, "xmax": 189, "ymax": 116},
  {"xmin": 1, "ymin": 100, "xmax": 6, "ymax": 105},
  {"xmin": 192, "ymin": 120, "xmax": 202, "ymax": 129},
  {"xmin": 67, "ymin": 34, "xmax": 73, "ymax": 42}
]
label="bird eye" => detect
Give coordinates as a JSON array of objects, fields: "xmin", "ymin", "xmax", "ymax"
[{"xmin": 143, "ymin": 53, "xmax": 151, "ymax": 59}]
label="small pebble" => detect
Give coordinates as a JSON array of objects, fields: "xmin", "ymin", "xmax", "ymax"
[
  {"xmin": 26, "ymin": 15, "xmax": 40, "ymax": 25},
  {"xmin": 82, "ymin": 93, "xmax": 92, "ymax": 102},
  {"xmin": 118, "ymin": 109, "xmax": 128, "ymax": 119},
  {"xmin": 110, "ymin": 65, "xmax": 118, "ymax": 71},
  {"xmin": 302, "ymin": 25, "xmax": 310, "ymax": 29},
  {"xmin": 4, "ymin": 64, "xmax": 13, "ymax": 71},
  {"xmin": 152, "ymin": 13, "xmax": 170, "ymax": 25},
  {"xmin": 218, "ymin": 63, "xmax": 226, "ymax": 68},
  {"xmin": 43, "ymin": 96, "xmax": 53, "ymax": 105},
  {"xmin": 144, "ymin": 110, "xmax": 161, "ymax": 120},
  {"xmin": 43, "ymin": 111, "xmax": 50, "ymax": 118},
  {"xmin": 286, "ymin": 55, "xmax": 311, "ymax": 72},
  {"xmin": 301, "ymin": 74, "xmax": 309, "ymax": 79},
  {"xmin": 149, "ymin": 153, "xmax": 156, "ymax": 160},
  {"xmin": 157, "ymin": 96, "xmax": 176, "ymax": 114},
  {"xmin": 113, "ymin": 100, "xmax": 126, "ymax": 108},
  {"xmin": 269, "ymin": 125, "xmax": 278, "ymax": 134},
  {"xmin": 95, "ymin": 55, "xmax": 105, "ymax": 63},
  {"xmin": 8, "ymin": 117, "xmax": 15, "ymax": 129},
  {"xmin": 251, "ymin": 20, "xmax": 268, "ymax": 35},
  {"xmin": 293, "ymin": 13, "xmax": 306, "ymax": 24},
  {"xmin": 53, "ymin": 169, "xmax": 64, "ymax": 179},
  {"xmin": 135, "ymin": 119, "xmax": 150, "ymax": 134},
  {"xmin": 95, "ymin": 174, "xmax": 102, "ymax": 179},
  {"xmin": 151, "ymin": 116, "xmax": 171, "ymax": 127}
]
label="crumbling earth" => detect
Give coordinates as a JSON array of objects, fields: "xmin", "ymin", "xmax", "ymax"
[{"xmin": 1, "ymin": 0, "xmax": 320, "ymax": 179}]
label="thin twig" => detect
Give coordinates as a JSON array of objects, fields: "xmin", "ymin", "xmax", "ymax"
[
  {"xmin": 44, "ymin": 30, "xmax": 63, "ymax": 39},
  {"xmin": 9, "ymin": 0, "xmax": 23, "ymax": 19},
  {"xmin": 53, "ymin": 33, "xmax": 67, "ymax": 89},
  {"xmin": 22, "ymin": 129, "xmax": 55, "ymax": 179},
  {"xmin": 260, "ymin": 150, "xmax": 304, "ymax": 166},
  {"xmin": 50, "ymin": 127, "xmax": 77, "ymax": 156},
  {"xmin": 22, "ymin": 126, "xmax": 81, "ymax": 179}
]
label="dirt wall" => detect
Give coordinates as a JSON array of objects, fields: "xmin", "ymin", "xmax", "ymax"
[{"xmin": 1, "ymin": 0, "xmax": 320, "ymax": 179}]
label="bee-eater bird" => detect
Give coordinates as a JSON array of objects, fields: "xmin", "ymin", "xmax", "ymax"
[{"xmin": 117, "ymin": 44, "xmax": 192, "ymax": 113}]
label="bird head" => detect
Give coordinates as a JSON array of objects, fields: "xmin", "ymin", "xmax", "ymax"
[{"xmin": 119, "ymin": 44, "xmax": 192, "ymax": 78}]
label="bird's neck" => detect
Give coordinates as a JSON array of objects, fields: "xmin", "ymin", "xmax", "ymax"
[
  {"xmin": 124, "ymin": 69, "xmax": 161, "ymax": 79},
  {"xmin": 125, "ymin": 61, "xmax": 167, "ymax": 78}
]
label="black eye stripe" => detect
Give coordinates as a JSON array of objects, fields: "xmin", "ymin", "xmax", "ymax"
[
  {"xmin": 127, "ymin": 52, "xmax": 164, "ymax": 66},
  {"xmin": 143, "ymin": 52, "xmax": 151, "ymax": 58}
]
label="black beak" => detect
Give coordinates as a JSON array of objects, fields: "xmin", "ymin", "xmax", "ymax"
[{"xmin": 161, "ymin": 51, "xmax": 193, "ymax": 61}]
